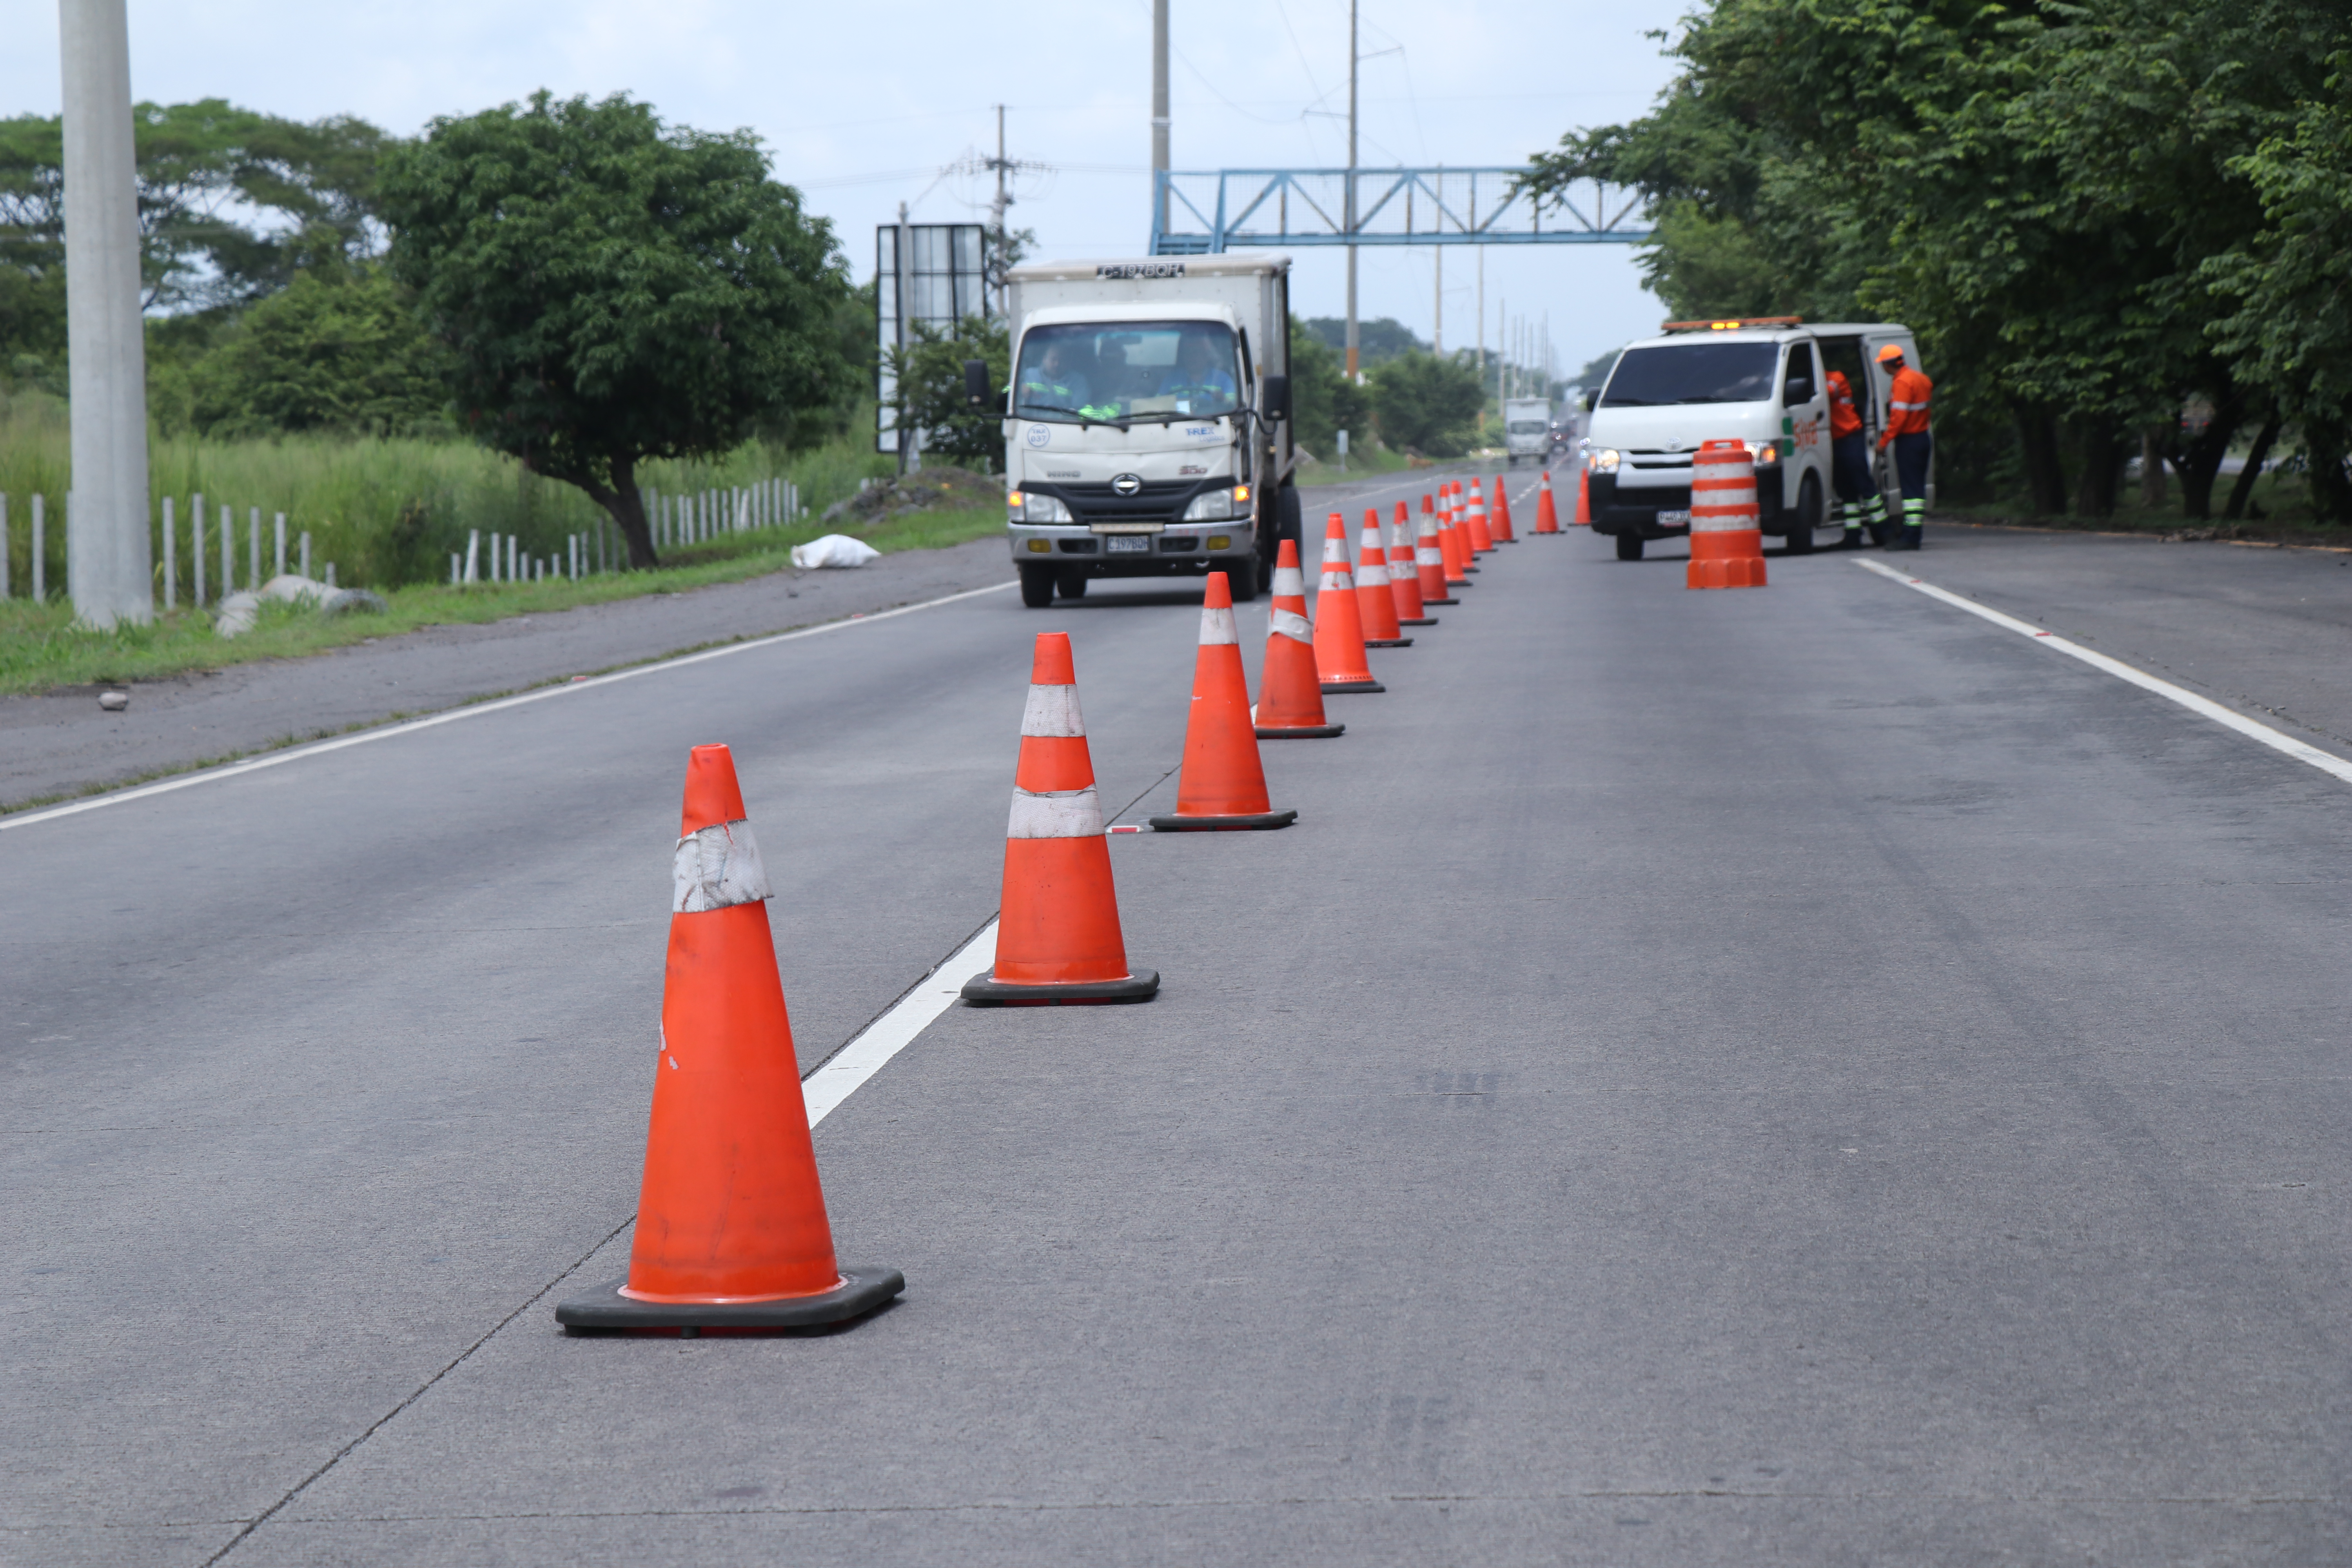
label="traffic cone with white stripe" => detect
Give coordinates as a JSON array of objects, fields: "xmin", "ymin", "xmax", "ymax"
[
  {"xmin": 556, "ymin": 744, "xmax": 905, "ymax": 1333},
  {"xmin": 1416, "ymin": 498, "xmax": 1457, "ymax": 606},
  {"xmin": 963, "ymin": 635, "xmax": 1161, "ymax": 1000},
  {"xmin": 1687, "ymin": 440, "xmax": 1769, "ymax": 590},
  {"xmin": 1466, "ymin": 479, "xmax": 1497, "ymax": 553},
  {"xmin": 1574, "ymin": 463, "xmax": 1592, "ymax": 525},
  {"xmin": 1388, "ymin": 503, "xmax": 1436, "ymax": 625},
  {"xmin": 1490, "ymin": 475, "xmax": 1517, "ymax": 541},
  {"xmin": 1355, "ymin": 508, "xmax": 1412, "ymax": 647},
  {"xmin": 1152, "ymin": 572, "xmax": 1298, "ymax": 828},
  {"xmin": 1256, "ymin": 539, "xmax": 1343, "ymax": 740},
  {"xmin": 1312, "ymin": 514, "xmax": 1385, "ymax": 693},
  {"xmin": 1534, "ymin": 470, "xmax": 1562, "ymax": 534},
  {"xmin": 1438, "ymin": 491, "xmax": 1473, "ymax": 587}
]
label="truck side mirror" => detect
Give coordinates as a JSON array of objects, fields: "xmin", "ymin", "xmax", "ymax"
[
  {"xmin": 1261, "ymin": 374, "xmax": 1291, "ymax": 423},
  {"xmin": 963, "ymin": 359, "xmax": 991, "ymax": 408}
]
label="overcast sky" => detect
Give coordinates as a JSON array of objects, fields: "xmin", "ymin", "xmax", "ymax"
[{"xmin": 7, "ymin": 0, "xmax": 1693, "ymax": 381}]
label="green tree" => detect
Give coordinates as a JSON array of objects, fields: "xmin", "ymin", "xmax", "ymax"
[
  {"xmin": 379, "ymin": 92, "xmax": 852, "ymax": 566},
  {"xmin": 1370, "ymin": 350, "xmax": 1485, "ymax": 457},
  {"xmin": 1288, "ymin": 323, "xmax": 1368, "ymax": 459},
  {"xmin": 1301, "ymin": 315, "xmax": 1427, "ymax": 368},
  {"xmin": 188, "ymin": 261, "xmax": 450, "ymax": 436},
  {"xmin": 887, "ymin": 314, "xmax": 1010, "ymax": 472}
]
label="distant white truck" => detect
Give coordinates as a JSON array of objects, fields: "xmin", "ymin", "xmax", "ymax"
[
  {"xmin": 1503, "ymin": 398, "xmax": 1553, "ymax": 466},
  {"xmin": 973, "ymin": 254, "xmax": 1299, "ymax": 608},
  {"xmin": 1577, "ymin": 317, "xmax": 1927, "ymax": 560}
]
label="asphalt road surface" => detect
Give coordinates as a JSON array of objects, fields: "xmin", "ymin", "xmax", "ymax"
[{"xmin": 5, "ymin": 489, "xmax": 2348, "ymax": 1565}]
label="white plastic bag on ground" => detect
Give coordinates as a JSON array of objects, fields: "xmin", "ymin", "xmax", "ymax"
[{"xmin": 791, "ymin": 534, "xmax": 881, "ymax": 569}]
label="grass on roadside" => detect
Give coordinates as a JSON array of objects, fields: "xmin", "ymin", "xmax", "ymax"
[{"xmin": 0, "ymin": 505, "xmax": 1006, "ymax": 697}]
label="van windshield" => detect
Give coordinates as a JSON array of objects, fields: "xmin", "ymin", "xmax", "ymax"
[
  {"xmin": 1014, "ymin": 322, "xmax": 1241, "ymax": 424},
  {"xmin": 1601, "ymin": 343, "xmax": 1781, "ymax": 407}
]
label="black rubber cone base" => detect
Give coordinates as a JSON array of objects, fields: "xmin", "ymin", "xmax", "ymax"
[
  {"xmin": 961, "ymin": 968, "xmax": 1160, "ymax": 1005},
  {"xmin": 1320, "ymin": 680, "xmax": 1386, "ymax": 694},
  {"xmin": 1256, "ymin": 722, "xmax": 1343, "ymax": 739},
  {"xmin": 1399, "ymin": 615, "xmax": 1438, "ymax": 626},
  {"xmin": 557, "ymin": 1265, "xmax": 904, "ymax": 1334},
  {"xmin": 1364, "ymin": 637, "xmax": 1414, "ymax": 648},
  {"xmin": 1149, "ymin": 808, "xmax": 1297, "ymax": 831},
  {"xmin": 1422, "ymin": 596, "xmax": 1459, "ymax": 606}
]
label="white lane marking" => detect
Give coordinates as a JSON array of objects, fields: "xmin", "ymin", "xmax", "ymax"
[
  {"xmin": 2, "ymin": 580, "xmax": 1022, "ymax": 832},
  {"xmin": 1856, "ymin": 557, "xmax": 2352, "ymax": 786},
  {"xmin": 802, "ymin": 921, "xmax": 996, "ymax": 1127}
]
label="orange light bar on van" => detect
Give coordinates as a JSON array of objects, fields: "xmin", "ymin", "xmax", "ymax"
[{"xmin": 1659, "ymin": 315, "xmax": 1806, "ymax": 332}]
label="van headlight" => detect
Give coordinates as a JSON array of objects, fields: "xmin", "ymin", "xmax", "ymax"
[
  {"xmin": 1183, "ymin": 485, "xmax": 1247, "ymax": 522},
  {"xmin": 1009, "ymin": 490, "xmax": 1070, "ymax": 523},
  {"xmin": 1587, "ymin": 448, "xmax": 1621, "ymax": 475},
  {"xmin": 1743, "ymin": 441, "xmax": 1781, "ymax": 466}
]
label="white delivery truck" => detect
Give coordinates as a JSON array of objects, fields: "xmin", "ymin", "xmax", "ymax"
[
  {"xmin": 975, "ymin": 254, "xmax": 1299, "ymax": 608},
  {"xmin": 1577, "ymin": 318, "xmax": 1927, "ymax": 560},
  {"xmin": 1503, "ymin": 397, "xmax": 1553, "ymax": 466}
]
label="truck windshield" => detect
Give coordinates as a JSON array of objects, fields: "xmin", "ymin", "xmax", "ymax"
[
  {"xmin": 1601, "ymin": 343, "xmax": 1781, "ymax": 407},
  {"xmin": 1507, "ymin": 421, "xmax": 1548, "ymax": 435},
  {"xmin": 1014, "ymin": 322, "xmax": 1241, "ymax": 424}
]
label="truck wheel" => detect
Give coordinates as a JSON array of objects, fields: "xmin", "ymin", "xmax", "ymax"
[
  {"xmin": 1615, "ymin": 532, "xmax": 1644, "ymax": 562},
  {"xmin": 1019, "ymin": 564, "xmax": 1055, "ymax": 607},
  {"xmin": 1785, "ymin": 472, "xmax": 1822, "ymax": 555},
  {"xmin": 1226, "ymin": 557, "xmax": 1259, "ymax": 602},
  {"xmin": 1277, "ymin": 484, "xmax": 1303, "ymax": 551},
  {"xmin": 1055, "ymin": 570, "xmax": 1089, "ymax": 600}
]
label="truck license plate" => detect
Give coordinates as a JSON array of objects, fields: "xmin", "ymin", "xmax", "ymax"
[
  {"xmin": 1105, "ymin": 535, "xmax": 1150, "ymax": 553},
  {"xmin": 1656, "ymin": 509, "xmax": 1691, "ymax": 525}
]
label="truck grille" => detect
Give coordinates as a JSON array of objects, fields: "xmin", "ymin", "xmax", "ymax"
[{"xmin": 1049, "ymin": 479, "xmax": 1202, "ymax": 524}]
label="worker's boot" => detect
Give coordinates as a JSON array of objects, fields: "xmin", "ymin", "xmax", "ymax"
[
  {"xmin": 1898, "ymin": 500, "xmax": 1925, "ymax": 550},
  {"xmin": 1838, "ymin": 526, "xmax": 1867, "ymax": 551},
  {"xmin": 1897, "ymin": 524, "xmax": 1924, "ymax": 550}
]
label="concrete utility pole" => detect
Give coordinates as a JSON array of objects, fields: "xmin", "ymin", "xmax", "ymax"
[
  {"xmin": 1152, "ymin": 0, "xmax": 1170, "ymax": 240},
  {"xmin": 1344, "ymin": 0, "xmax": 1359, "ymax": 382},
  {"xmin": 894, "ymin": 200, "xmax": 912, "ymax": 476},
  {"xmin": 59, "ymin": 0, "xmax": 151, "ymax": 628}
]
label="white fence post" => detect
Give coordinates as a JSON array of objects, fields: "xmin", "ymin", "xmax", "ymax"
[
  {"xmin": 299, "ymin": 529, "xmax": 310, "ymax": 580},
  {"xmin": 273, "ymin": 511, "xmax": 286, "ymax": 578},
  {"xmin": 161, "ymin": 496, "xmax": 175, "ymax": 608},
  {"xmin": 219, "ymin": 503, "xmax": 232, "ymax": 592},
  {"xmin": 191, "ymin": 493, "xmax": 203, "ymax": 606},
  {"xmin": 464, "ymin": 528, "xmax": 479, "ymax": 583},
  {"xmin": 32, "ymin": 494, "xmax": 46, "ymax": 602}
]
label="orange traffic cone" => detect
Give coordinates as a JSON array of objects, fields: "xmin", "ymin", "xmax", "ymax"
[
  {"xmin": 1574, "ymin": 463, "xmax": 1592, "ymax": 525},
  {"xmin": 1466, "ymin": 479, "xmax": 1497, "ymax": 553},
  {"xmin": 1256, "ymin": 539, "xmax": 1343, "ymax": 740},
  {"xmin": 1687, "ymin": 440, "xmax": 1769, "ymax": 590},
  {"xmin": 1388, "ymin": 503, "xmax": 1436, "ymax": 625},
  {"xmin": 1490, "ymin": 476, "xmax": 1518, "ymax": 542},
  {"xmin": 1438, "ymin": 492, "xmax": 1473, "ymax": 586},
  {"xmin": 557, "ymin": 745, "xmax": 904, "ymax": 1333},
  {"xmin": 964, "ymin": 635, "xmax": 1162, "ymax": 1000},
  {"xmin": 1415, "ymin": 499, "xmax": 1457, "ymax": 606},
  {"xmin": 1312, "ymin": 514, "xmax": 1385, "ymax": 693},
  {"xmin": 1534, "ymin": 470, "xmax": 1562, "ymax": 534},
  {"xmin": 1355, "ymin": 509, "xmax": 1412, "ymax": 647},
  {"xmin": 1152, "ymin": 572, "xmax": 1299, "ymax": 826}
]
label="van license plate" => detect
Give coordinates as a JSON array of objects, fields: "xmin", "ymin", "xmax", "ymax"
[
  {"xmin": 1656, "ymin": 509, "xmax": 1691, "ymax": 525},
  {"xmin": 1105, "ymin": 535, "xmax": 1150, "ymax": 553}
]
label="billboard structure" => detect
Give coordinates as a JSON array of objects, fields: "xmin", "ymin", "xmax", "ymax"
[{"xmin": 876, "ymin": 220, "xmax": 989, "ymax": 459}]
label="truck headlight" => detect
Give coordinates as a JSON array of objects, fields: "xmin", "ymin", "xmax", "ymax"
[
  {"xmin": 1743, "ymin": 441, "xmax": 1781, "ymax": 466},
  {"xmin": 1009, "ymin": 490, "xmax": 1070, "ymax": 523},
  {"xmin": 1588, "ymin": 448, "xmax": 1621, "ymax": 475},
  {"xmin": 1183, "ymin": 485, "xmax": 1246, "ymax": 522}
]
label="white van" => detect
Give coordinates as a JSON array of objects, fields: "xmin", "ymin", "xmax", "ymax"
[{"xmin": 1580, "ymin": 319, "xmax": 1925, "ymax": 560}]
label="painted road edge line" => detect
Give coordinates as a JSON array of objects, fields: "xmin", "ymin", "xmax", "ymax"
[
  {"xmin": 1, "ymin": 580, "xmax": 1022, "ymax": 833},
  {"xmin": 1855, "ymin": 557, "xmax": 2352, "ymax": 787},
  {"xmin": 803, "ymin": 921, "xmax": 997, "ymax": 1128}
]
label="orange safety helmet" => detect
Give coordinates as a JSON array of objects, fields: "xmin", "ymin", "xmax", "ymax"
[{"xmin": 1875, "ymin": 343, "xmax": 1907, "ymax": 364}]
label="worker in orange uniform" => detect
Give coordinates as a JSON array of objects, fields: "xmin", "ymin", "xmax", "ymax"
[
  {"xmin": 1826, "ymin": 369, "xmax": 1882, "ymax": 549},
  {"xmin": 1876, "ymin": 343, "xmax": 1933, "ymax": 551}
]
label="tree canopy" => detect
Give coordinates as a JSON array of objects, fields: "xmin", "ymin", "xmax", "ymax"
[
  {"xmin": 1523, "ymin": 0, "xmax": 2352, "ymax": 520},
  {"xmin": 378, "ymin": 91, "xmax": 852, "ymax": 565},
  {"xmin": 1370, "ymin": 351, "xmax": 1486, "ymax": 458}
]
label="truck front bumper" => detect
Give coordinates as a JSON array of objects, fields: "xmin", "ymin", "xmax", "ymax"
[{"xmin": 1009, "ymin": 524, "xmax": 1257, "ymax": 577}]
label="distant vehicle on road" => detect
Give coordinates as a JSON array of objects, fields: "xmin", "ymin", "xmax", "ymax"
[
  {"xmin": 983, "ymin": 255, "xmax": 1298, "ymax": 609},
  {"xmin": 1503, "ymin": 398, "xmax": 1553, "ymax": 466},
  {"xmin": 1579, "ymin": 318, "xmax": 1926, "ymax": 560}
]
